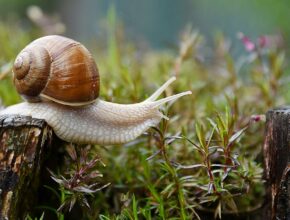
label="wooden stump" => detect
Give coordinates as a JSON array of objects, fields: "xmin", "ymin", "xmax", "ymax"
[
  {"xmin": 264, "ymin": 107, "xmax": 290, "ymax": 219},
  {"xmin": 0, "ymin": 115, "xmax": 53, "ymax": 219}
]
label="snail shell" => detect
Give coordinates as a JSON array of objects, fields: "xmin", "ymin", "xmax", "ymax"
[{"xmin": 13, "ymin": 35, "xmax": 100, "ymax": 106}]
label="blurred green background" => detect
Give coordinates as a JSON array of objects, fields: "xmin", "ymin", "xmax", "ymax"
[{"xmin": 0, "ymin": 0, "xmax": 289, "ymax": 49}]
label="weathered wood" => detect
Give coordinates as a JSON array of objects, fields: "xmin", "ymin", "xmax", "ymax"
[
  {"xmin": 0, "ymin": 115, "xmax": 53, "ymax": 219},
  {"xmin": 264, "ymin": 107, "xmax": 290, "ymax": 219}
]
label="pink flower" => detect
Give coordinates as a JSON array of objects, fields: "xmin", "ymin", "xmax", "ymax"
[
  {"xmin": 258, "ymin": 34, "xmax": 284, "ymax": 49},
  {"xmin": 250, "ymin": 114, "xmax": 266, "ymax": 122},
  {"xmin": 237, "ymin": 32, "xmax": 256, "ymax": 52},
  {"xmin": 258, "ymin": 36, "xmax": 267, "ymax": 48}
]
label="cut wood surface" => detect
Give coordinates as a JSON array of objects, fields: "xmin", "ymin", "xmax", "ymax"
[
  {"xmin": 264, "ymin": 107, "xmax": 290, "ymax": 220},
  {"xmin": 0, "ymin": 115, "xmax": 53, "ymax": 219}
]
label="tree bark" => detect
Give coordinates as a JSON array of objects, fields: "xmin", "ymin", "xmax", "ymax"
[
  {"xmin": 264, "ymin": 107, "xmax": 290, "ymax": 220},
  {"xmin": 0, "ymin": 115, "xmax": 53, "ymax": 219}
]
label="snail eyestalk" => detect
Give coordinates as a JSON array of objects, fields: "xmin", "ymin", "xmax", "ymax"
[{"xmin": 146, "ymin": 76, "xmax": 177, "ymax": 102}]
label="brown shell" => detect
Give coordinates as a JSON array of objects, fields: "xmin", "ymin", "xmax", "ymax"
[{"xmin": 13, "ymin": 35, "xmax": 100, "ymax": 106}]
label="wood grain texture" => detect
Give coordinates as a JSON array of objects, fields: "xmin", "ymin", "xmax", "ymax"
[
  {"xmin": 263, "ymin": 107, "xmax": 290, "ymax": 219},
  {"xmin": 0, "ymin": 115, "xmax": 53, "ymax": 219}
]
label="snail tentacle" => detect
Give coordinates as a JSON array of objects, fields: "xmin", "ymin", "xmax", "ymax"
[{"xmin": 146, "ymin": 76, "xmax": 177, "ymax": 102}]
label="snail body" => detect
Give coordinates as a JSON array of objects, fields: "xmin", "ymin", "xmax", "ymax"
[{"xmin": 0, "ymin": 35, "xmax": 191, "ymax": 145}]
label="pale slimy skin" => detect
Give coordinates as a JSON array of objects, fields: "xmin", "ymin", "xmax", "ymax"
[{"xmin": 0, "ymin": 77, "xmax": 191, "ymax": 145}]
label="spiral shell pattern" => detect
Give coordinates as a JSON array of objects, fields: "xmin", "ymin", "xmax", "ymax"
[
  {"xmin": 13, "ymin": 44, "xmax": 51, "ymax": 102},
  {"xmin": 12, "ymin": 35, "xmax": 100, "ymax": 106}
]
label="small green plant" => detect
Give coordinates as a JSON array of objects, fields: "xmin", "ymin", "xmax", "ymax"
[
  {"xmin": 174, "ymin": 109, "xmax": 264, "ymax": 218},
  {"xmin": 25, "ymin": 213, "xmax": 45, "ymax": 220},
  {"xmin": 48, "ymin": 144, "xmax": 110, "ymax": 215}
]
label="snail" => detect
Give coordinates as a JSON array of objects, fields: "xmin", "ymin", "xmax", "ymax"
[{"xmin": 0, "ymin": 35, "xmax": 191, "ymax": 145}]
